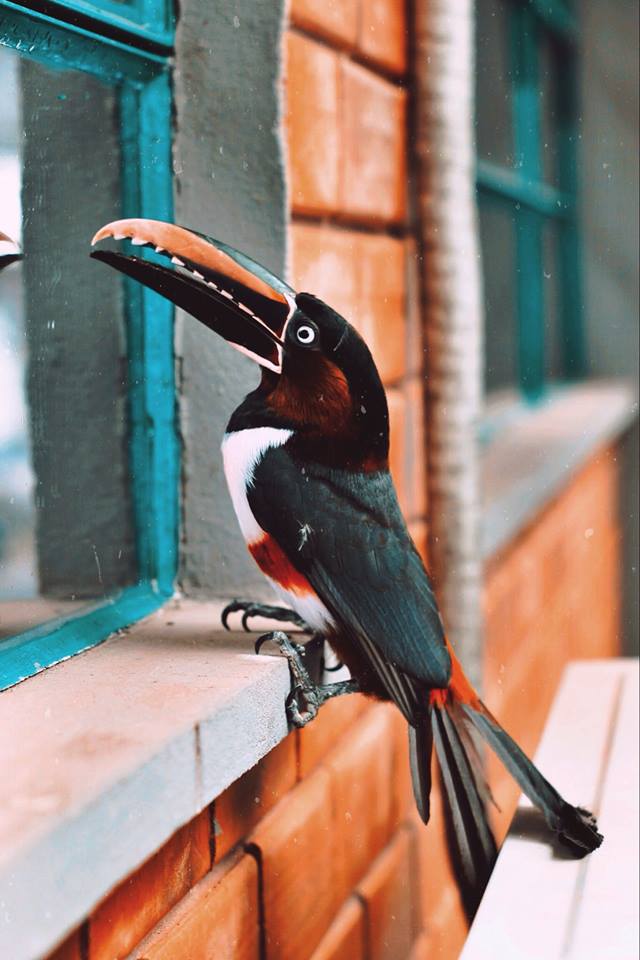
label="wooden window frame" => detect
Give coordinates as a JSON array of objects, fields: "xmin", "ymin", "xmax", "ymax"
[{"xmin": 0, "ymin": 0, "xmax": 178, "ymax": 689}]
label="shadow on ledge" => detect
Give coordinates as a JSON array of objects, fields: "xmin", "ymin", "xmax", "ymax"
[{"xmin": 510, "ymin": 807, "xmax": 589, "ymax": 861}]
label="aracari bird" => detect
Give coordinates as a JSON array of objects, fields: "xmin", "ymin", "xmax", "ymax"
[{"xmin": 91, "ymin": 219, "xmax": 602, "ymax": 904}]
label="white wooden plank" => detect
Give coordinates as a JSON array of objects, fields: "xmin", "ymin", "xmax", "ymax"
[
  {"xmin": 462, "ymin": 660, "xmax": 626, "ymax": 960},
  {"xmin": 567, "ymin": 662, "xmax": 639, "ymax": 960}
]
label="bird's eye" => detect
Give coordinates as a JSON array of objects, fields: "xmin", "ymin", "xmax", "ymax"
[{"xmin": 295, "ymin": 323, "xmax": 317, "ymax": 346}]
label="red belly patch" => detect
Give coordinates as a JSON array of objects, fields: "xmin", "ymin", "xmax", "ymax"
[
  {"xmin": 249, "ymin": 534, "xmax": 315, "ymax": 596},
  {"xmin": 429, "ymin": 639, "xmax": 482, "ymax": 709}
]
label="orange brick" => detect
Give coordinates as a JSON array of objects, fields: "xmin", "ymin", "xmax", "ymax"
[
  {"xmin": 388, "ymin": 706, "xmax": 413, "ymax": 826},
  {"xmin": 325, "ymin": 704, "xmax": 395, "ymax": 899},
  {"xmin": 356, "ymin": 233, "xmax": 406, "ymax": 384},
  {"xmin": 290, "ymin": 223, "xmax": 359, "ymax": 322},
  {"xmin": 130, "ymin": 851, "xmax": 259, "ymax": 960},
  {"xmin": 405, "ymin": 239, "xmax": 425, "ymax": 378},
  {"xmin": 387, "ymin": 388, "xmax": 407, "ymax": 515},
  {"xmin": 46, "ymin": 931, "xmax": 82, "ymax": 960},
  {"xmin": 89, "ymin": 810, "xmax": 211, "ymax": 960},
  {"xmin": 250, "ymin": 768, "xmax": 336, "ymax": 959},
  {"xmin": 289, "ymin": 225, "xmax": 407, "ymax": 385},
  {"xmin": 425, "ymin": 887, "xmax": 470, "ymax": 960},
  {"xmin": 357, "ymin": 829, "xmax": 417, "ymax": 960},
  {"xmin": 408, "ymin": 520, "xmax": 429, "ymax": 568},
  {"xmin": 290, "ymin": 0, "xmax": 358, "ymax": 48},
  {"xmin": 358, "ymin": 0, "xmax": 408, "ymax": 75},
  {"xmin": 403, "ymin": 378, "xmax": 428, "ymax": 519},
  {"xmin": 412, "ymin": 763, "xmax": 467, "ymax": 946},
  {"xmin": 298, "ymin": 690, "xmax": 368, "ymax": 776},
  {"xmin": 286, "ymin": 33, "xmax": 340, "ymax": 214},
  {"xmin": 214, "ymin": 734, "xmax": 297, "ymax": 860},
  {"xmin": 339, "ymin": 61, "xmax": 406, "ymax": 224},
  {"xmin": 408, "ymin": 931, "xmax": 431, "ymax": 960},
  {"xmin": 309, "ymin": 897, "xmax": 366, "ymax": 960}
]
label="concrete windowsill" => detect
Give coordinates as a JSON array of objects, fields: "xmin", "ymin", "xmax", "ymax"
[
  {"xmin": 0, "ymin": 601, "xmax": 293, "ymax": 960},
  {"xmin": 480, "ymin": 379, "xmax": 638, "ymax": 560}
]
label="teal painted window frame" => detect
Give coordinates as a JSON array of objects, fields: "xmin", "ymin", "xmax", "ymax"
[
  {"xmin": 21, "ymin": 0, "xmax": 173, "ymax": 51},
  {"xmin": 0, "ymin": 0, "xmax": 178, "ymax": 690},
  {"xmin": 477, "ymin": 0, "xmax": 584, "ymax": 401}
]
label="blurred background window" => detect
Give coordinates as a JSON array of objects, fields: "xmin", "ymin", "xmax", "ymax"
[
  {"xmin": 476, "ymin": 0, "xmax": 582, "ymax": 400},
  {"xmin": 0, "ymin": 3, "xmax": 175, "ymax": 688}
]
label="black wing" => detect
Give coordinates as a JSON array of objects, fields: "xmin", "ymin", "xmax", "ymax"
[{"xmin": 248, "ymin": 445, "xmax": 451, "ymax": 720}]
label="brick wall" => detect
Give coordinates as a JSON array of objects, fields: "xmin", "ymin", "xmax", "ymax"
[
  {"xmin": 286, "ymin": 0, "xmax": 429, "ymax": 561},
  {"xmin": 483, "ymin": 447, "xmax": 622, "ymax": 842},
  {"xmin": 45, "ymin": 1, "xmax": 623, "ymax": 956},
  {"xmin": 49, "ymin": 694, "xmax": 476, "ymax": 960}
]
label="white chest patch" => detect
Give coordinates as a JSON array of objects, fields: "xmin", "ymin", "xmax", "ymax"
[
  {"xmin": 221, "ymin": 426, "xmax": 293, "ymax": 544},
  {"xmin": 221, "ymin": 426, "xmax": 335, "ymax": 633}
]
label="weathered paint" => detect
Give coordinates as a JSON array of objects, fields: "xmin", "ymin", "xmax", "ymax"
[
  {"xmin": 40, "ymin": 0, "xmax": 174, "ymax": 50},
  {"xmin": 0, "ymin": 1, "xmax": 167, "ymax": 75}
]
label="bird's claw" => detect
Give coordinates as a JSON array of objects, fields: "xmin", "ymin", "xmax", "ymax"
[
  {"xmin": 254, "ymin": 629, "xmax": 306, "ymax": 660},
  {"xmin": 254, "ymin": 633, "xmax": 270, "ymax": 656},
  {"xmin": 285, "ymin": 686, "xmax": 319, "ymax": 727},
  {"xmin": 254, "ymin": 630, "xmax": 359, "ymax": 728},
  {"xmin": 221, "ymin": 599, "xmax": 309, "ymax": 633},
  {"xmin": 254, "ymin": 630, "xmax": 317, "ymax": 728}
]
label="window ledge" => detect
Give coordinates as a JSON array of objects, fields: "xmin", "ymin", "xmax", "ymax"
[
  {"xmin": 0, "ymin": 601, "xmax": 292, "ymax": 960},
  {"xmin": 481, "ymin": 379, "xmax": 638, "ymax": 560}
]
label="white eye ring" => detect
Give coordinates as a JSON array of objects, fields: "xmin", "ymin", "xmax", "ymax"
[{"xmin": 295, "ymin": 324, "xmax": 317, "ymax": 345}]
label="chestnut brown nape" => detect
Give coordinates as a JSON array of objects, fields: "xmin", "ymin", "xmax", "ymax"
[{"xmin": 266, "ymin": 354, "xmax": 352, "ymax": 434}]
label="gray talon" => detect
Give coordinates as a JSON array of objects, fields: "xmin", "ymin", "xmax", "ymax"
[
  {"xmin": 255, "ymin": 629, "xmax": 360, "ymax": 729},
  {"xmin": 221, "ymin": 599, "xmax": 311, "ymax": 633}
]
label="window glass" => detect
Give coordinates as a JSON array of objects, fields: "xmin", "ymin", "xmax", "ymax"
[
  {"xmin": 479, "ymin": 200, "xmax": 518, "ymax": 392},
  {"xmin": 543, "ymin": 222, "xmax": 563, "ymax": 381},
  {"xmin": 476, "ymin": 2, "xmax": 582, "ymax": 400},
  {"xmin": 0, "ymin": 45, "xmax": 136, "ymax": 641},
  {"xmin": 475, "ymin": 0, "xmax": 514, "ymax": 168},
  {"xmin": 540, "ymin": 35, "xmax": 561, "ymax": 187}
]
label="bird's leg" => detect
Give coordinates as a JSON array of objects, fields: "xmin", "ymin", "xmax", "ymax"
[
  {"xmin": 221, "ymin": 599, "xmax": 311, "ymax": 633},
  {"xmin": 255, "ymin": 630, "xmax": 360, "ymax": 728}
]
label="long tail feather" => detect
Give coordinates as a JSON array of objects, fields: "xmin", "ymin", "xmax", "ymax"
[
  {"xmin": 408, "ymin": 712, "xmax": 433, "ymax": 824},
  {"xmin": 463, "ymin": 702, "xmax": 603, "ymax": 855},
  {"xmin": 438, "ymin": 643, "xmax": 604, "ymax": 856},
  {"xmin": 431, "ymin": 701, "xmax": 498, "ymax": 915}
]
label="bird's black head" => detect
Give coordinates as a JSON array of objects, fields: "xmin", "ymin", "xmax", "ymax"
[
  {"xmin": 271, "ymin": 292, "xmax": 389, "ymax": 460},
  {"xmin": 90, "ymin": 219, "xmax": 389, "ymax": 467}
]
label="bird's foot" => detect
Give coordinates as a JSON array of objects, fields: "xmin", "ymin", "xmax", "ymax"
[
  {"xmin": 255, "ymin": 630, "xmax": 359, "ymax": 728},
  {"xmin": 221, "ymin": 599, "xmax": 310, "ymax": 633}
]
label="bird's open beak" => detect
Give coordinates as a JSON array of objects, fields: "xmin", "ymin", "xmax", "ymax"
[
  {"xmin": 91, "ymin": 219, "xmax": 295, "ymax": 373},
  {"xmin": 0, "ymin": 231, "xmax": 22, "ymax": 271}
]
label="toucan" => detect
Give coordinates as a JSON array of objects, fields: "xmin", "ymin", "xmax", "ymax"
[
  {"xmin": 91, "ymin": 219, "xmax": 602, "ymax": 906},
  {"xmin": 0, "ymin": 232, "xmax": 22, "ymax": 271}
]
